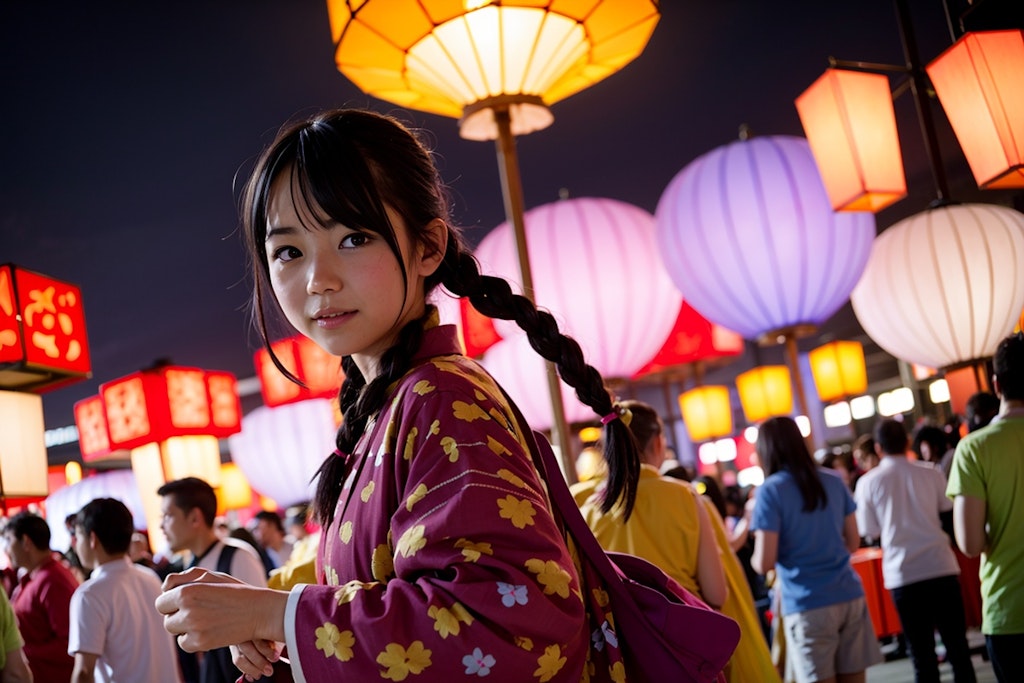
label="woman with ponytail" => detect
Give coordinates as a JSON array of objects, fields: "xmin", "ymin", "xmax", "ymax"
[{"xmin": 156, "ymin": 108, "xmax": 641, "ymax": 682}]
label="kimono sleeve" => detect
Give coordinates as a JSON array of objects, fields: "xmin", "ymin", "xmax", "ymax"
[{"xmin": 287, "ymin": 371, "xmax": 587, "ymax": 683}]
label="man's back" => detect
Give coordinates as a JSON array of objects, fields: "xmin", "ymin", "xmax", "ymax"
[
  {"xmin": 70, "ymin": 557, "xmax": 181, "ymax": 682},
  {"xmin": 11, "ymin": 555, "xmax": 79, "ymax": 682},
  {"xmin": 948, "ymin": 415, "xmax": 1024, "ymax": 635}
]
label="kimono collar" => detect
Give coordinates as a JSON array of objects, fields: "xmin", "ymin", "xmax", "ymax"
[{"xmin": 411, "ymin": 307, "xmax": 463, "ymax": 363}]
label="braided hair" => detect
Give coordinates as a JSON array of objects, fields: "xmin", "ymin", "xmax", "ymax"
[{"xmin": 242, "ymin": 109, "xmax": 640, "ymax": 527}]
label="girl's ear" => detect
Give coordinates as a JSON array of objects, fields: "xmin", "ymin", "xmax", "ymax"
[{"xmin": 416, "ymin": 218, "xmax": 448, "ymax": 277}]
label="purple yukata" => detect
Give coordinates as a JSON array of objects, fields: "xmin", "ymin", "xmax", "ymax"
[{"xmin": 283, "ymin": 322, "xmax": 628, "ymax": 682}]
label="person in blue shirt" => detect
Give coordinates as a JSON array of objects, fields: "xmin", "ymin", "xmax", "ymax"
[{"xmin": 751, "ymin": 416, "xmax": 881, "ymax": 683}]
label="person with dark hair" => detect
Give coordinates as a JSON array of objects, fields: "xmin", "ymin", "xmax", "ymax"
[
  {"xmin": 252, "ymin": 511, "xmax": 293, "ymax": 570},
  {"xmin": 856, "ymin": 420, "xmax": 977, "ymax": 683},
  {"xmin": 156, "ymin": 108, "xmax": 645, "ymax": 682},
  {"xmin": 750, "ymin": 416, "xmax": 881, "ymax": 683},
  {"xmin": 947, "ymin": 333, "xmax": 1024, "ymax": 682},
  {"xmin": 157, "ymin": 478, "xmax": 266, "ymax": 683},
  {"xmin": 852, "ymin": 434, "xmax": 879, "ymax": 477},
  {"xmin": 69, "ymin": 498, "xmax": 182, "ymax": 682},
  {"xmin": 940, "ymin": 392, "xmax": 1000, "ymax": 480},
  {"xmin": 3, "ymin": 511, "xmax": 78, "ymax": 682},
  {"xmin": 912, "ymin": 424, "xmax": 953, "ymax": 470}
]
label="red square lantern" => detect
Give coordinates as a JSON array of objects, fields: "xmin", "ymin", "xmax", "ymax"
[
  {"xmin": 254, "ymin": 336, "xmax": 343, "ymax": 408},
  {"xmin": 0, "ymin": 264, "xmax": 91, "ymax": 392},
  {"xmin": 74, "ymin": 394, "xmax": 115, "ymax": 462}
]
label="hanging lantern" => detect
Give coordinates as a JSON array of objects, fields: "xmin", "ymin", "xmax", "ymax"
[
  {"xmin": 678, "ymin": 386, "xmax": 733, "ymax": 443},
  {"xmin": 851, "ymin": 203, "xmax": 1024, "ymax": 370},
  {"xmin": 475, "ymin": 197, "xmax": 682, "ymax": 379},
  {"xmin": 0, "ymin": 390, "xmax": 49, "ymax": 502},
  {"xmin": 656, "ymin": 136, "xmax": 876, "ymax": 342},
  {"xmin": 254, "ymin": 335, "xmax": 344, "ymax": 408},
  {"xmin": 736, "ymin": 366, "xmax": 794, "ymax": 424},
  {"xmin": 43, "ymin": 469, "xmax": 148, "ymax": 553},
  {"xmin": 633, "ymin": 301, "xmax": 744, "ymax": 379},
  {"xmin": 808, "ymin": 340, "xmax": 868, "ymax": 403},
  {"xmin": 228, "ymin": 398, "xmax": 338, "ymax": 508},
  {"xmin": 479, "ymin": 333, "xmax": 593, "ymax": 432},
  {"xmin": 217, "ymin": 462, "xmax": 254, "ymax": 515},
  {"xmin": 0, "ymin": 264, "xmax": 91, "ymax": 392},
  {"xmin": 927, "ymin": 30, "xmax": 1024, "ymax": 189},
  {"xmin": 796, "ymin": 68, "xmax": 906, "ymax": 212},
  {"xmin": 74, "ymin": 394, "xmax": 119, "ymax": 463},
  {"xmin": 325, "ymin": 0, "xmax": 660, "ymax": 140}
]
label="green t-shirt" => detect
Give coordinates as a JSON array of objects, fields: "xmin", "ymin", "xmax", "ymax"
[
  {"xmin": 0, "ymin": 588, "xmax": 23, "ymax": 669},
  {"xmin": 947, "ymin": 416, "xmax": 1024, "ymax": 635}
]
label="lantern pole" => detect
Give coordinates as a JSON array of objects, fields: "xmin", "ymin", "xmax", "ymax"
[
  {"xmin": 492, "ymin": 105, "xmax": 576, "ymax": 483},
  {"xmin": 784, "ymin": 333, "xmax": 814, "ymax": 443}
]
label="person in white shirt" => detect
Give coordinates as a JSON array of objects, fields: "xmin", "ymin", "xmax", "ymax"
[
  {"xmin": 69, "ymin": 497, "xmax": 182, "ymax": 683},
  {"xmin": 855, "ymin": 420, "xmax": 977, "ymax": 683}
]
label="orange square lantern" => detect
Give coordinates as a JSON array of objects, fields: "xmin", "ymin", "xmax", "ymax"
[
  {"xmin": 736, "ymin": 365, "xmax": 794, "ymax": 424},
  {"xmin": 678, "ymin": 385, "xmax": 733, "ymax": 443},
  {"xmin": 808, "ymin": 340, "xmax": 868, "ymax": 403},
  {"xmin": 0, "ymin": 264, "xmax": 91, "ymax": 392},
  {"xmin": 254, "ymin": 335, "xmax": 344, "ymax": 408},
  {"xmin": 74, "ymin": 394, "xmax": 119, "ymax": 463}
]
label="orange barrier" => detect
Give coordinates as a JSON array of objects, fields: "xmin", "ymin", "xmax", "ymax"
[{"xmin": 851, "ymin": 548, "xmax": 902, "ymax": 638}]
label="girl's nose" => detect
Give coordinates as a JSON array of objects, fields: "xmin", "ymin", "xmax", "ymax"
[{"xmin": 306, "ymin": 251, "xmax": 342, "ymax": 295}]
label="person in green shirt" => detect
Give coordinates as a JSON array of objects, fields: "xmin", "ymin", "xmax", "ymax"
[{"xmin": 0, "ymin": 585, "xmax": 32, "ymax": 681}]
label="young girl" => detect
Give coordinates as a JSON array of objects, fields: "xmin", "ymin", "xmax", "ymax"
[
  {"xmin": 750, "ymin": 417, "xmax": 881, "ymax": 683},
  {"xmin": 156, "ymin": 108, "xmax": 642, "ymax": 682}
]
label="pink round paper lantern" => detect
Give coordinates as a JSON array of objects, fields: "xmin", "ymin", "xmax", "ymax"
[
  {"xmin": 45, "ymin": 470, "xmax": 148, "ymax": 552},
  {"xmin": 474, "ymin": 197, "xmax": 682, "ymax": 379},
  {"xmin": 851, "ymin": 203, "xmax": 1024, "ymax": 368},
  {"xmin": 479, "ymin": 333, "xmax": 594, "ymax": 431},
  {"xmin": 655, "ymin": 136, "xmax": 876, "ymax": 340},
  {"xmin": 228, "ymin": 398, "xmax": 337, "ymax": 507}
]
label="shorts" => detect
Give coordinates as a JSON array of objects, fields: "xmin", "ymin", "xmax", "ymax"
[{"xmin": 785, "ymin": 596, "xmax": 882, "ymax": 683}]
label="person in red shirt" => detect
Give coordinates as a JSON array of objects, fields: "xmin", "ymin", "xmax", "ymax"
[{"xmin": 3, "ymin": 511, "xmax": 79, "ymax": 682}]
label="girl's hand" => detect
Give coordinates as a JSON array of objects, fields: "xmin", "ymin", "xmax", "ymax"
[{"xmin": 232, "ymin": 640, "xmax": 285, "ymax": 681}]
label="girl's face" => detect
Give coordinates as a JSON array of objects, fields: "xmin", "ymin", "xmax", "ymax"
[{"xmin": 264, "ymin": 172, "xmax": 442, "ymax": 380}]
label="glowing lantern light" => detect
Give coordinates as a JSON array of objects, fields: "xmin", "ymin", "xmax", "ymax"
[
  {"xmin": 927, "ymin": 30, "xmax": 1024, "ymax": 189},
  {"xmin": 633, "ymin": 302, "xmax": 744, "ymax": 379},
  {"xmin": 254, "ymin": 335, "xmax": 343, "ymax": 408},
  {"xmin": 795, "ymin": 69, "xmax": 906, "ymax": 212},
  {"xmin": 217, "ymin": 462, "xmax": 254, "ymax": 514},
  {"xmin": 0, "ymin": 264, "xmax": 91, "ymax": 392},
  {"xmin": 44, "ymin": 469, "xmax": 148, "ymax": 553},
  {"xmin": 74, "ymin": 394, "xmax": 121, "ymax": 463},
  {"xmin": 655, "ymin": 136, "xmax": 875, "ymax": 342},
  {"xmin": 808, "ymin": 340, "xmax": 868, "ymax": 403},
  {"xmin": 475, "ymin": 197, "xmax": 681, "ymax": 379},
  {"xmin": 64, "ymin": 461, "xmax": 83, "ymax": 486},
  {"xmin": 736, "ymin": 365, "xmax": 793, "ymax": 424},
  {"xmin": 678, "ymin": 386, "xmax": 733, "ymax": 443},
  {"xmin": 0, "ymin": 391, "xmax": 49, "ymax": 501}
]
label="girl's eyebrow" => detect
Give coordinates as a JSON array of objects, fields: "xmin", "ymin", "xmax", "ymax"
[{"xmin": 266, "ymin": 219, "xmax": 344, "ymax": 240}]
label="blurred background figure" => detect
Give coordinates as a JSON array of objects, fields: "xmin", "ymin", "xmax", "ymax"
[
  {"xmin": 251, "ymin": 511, "xmax": 293, "ymax": 571},
  {"xmin": 0, "ymin": 587, "xmax": 32, "ymax": 682},
  {"xmin": 852, "ymin": 435, "xmax": 880, "ymax": 476}
]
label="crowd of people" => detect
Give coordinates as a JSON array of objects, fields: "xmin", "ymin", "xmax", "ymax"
[{"xmin": 1, "ymin": 108, "xmax": 1021, "ymax": 683}]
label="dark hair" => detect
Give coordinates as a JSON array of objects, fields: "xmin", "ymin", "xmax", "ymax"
[
  {"xmin": 157, "ymin": 477, "xmax": 218, "ymax": 527},
  {"xmin": 6, "ymin": 512, "xmax": 51, "ymax": 550},
  {"xmin": 242, "ymin": 109, "xmax": 640, "ymax": 525},
  {"xmin": 875, "ymin": 419, "xmax": 909, "ymax": 455},
  {"xmin": 910, "ymin": 424, "xmax": 947, "ymax": 462},
  {"xmin": 75, "ymin": 498, "xmax": 134, "ymax": 555},
  {"xmin": 693, "ymin": 475, "xmax": 727, "ymax": 519},
  {"xmin": 994, "ymin": 333, "xmax": 1024, "ymax": 401},
  {"xmin": 756, "ymin": 417, "xmax": 826, "ymax": 512},
  {"xmin": 722, "ymin": 485, "xmax": 747, "ymax": 514},
  {"xmin": 965, "ymin": 391, "xmax": 1000, "ymax": 431},
  {"xmin": 618, "ymin": 400, "xmax": 661, "ymax": 453},
  {"xmin": 254, "ymin": 510, "xmax": 285, "ymax": 533}
]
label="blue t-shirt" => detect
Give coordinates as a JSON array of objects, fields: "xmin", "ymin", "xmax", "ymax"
[{"xmin": 751, "ymin": 467, "xmax": 864, "ymax": 615}]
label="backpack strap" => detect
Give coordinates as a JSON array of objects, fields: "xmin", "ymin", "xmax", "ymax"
[{"xmin": 216, "ymin": 542, "xmax": 238, "ymax": 575}]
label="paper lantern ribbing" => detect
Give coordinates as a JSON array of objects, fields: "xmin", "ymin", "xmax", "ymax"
[
  {"xmin": 655, "ymin": 136, "xmax": 876, "ymax": 340},
  {"xmin": 228, "ymin": 398, "xmax": 338, "ymax": 508},
  {"xmin": 479, "ymin": 333, "xmax": 593, "ymax": 432},
  {"xmin": 475, "ymin": 197, "xmax": 682, "ymax": 379},
  {"xmin": 851, "ymin": 203, "xmax": 1024, "ymax": 369}
]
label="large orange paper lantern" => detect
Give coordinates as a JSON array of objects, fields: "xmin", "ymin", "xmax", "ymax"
[
  {"xmin": 927, "ymin": 30, "xmax": 1024, "ymax": 189},
  {"xmin": 736, "ymin": 365, "xmax": 794, "ymax": 424},
  {"xmin": 796, "ymin": 68, "xmax": 906, "ymax": 212},
  {"xmin": 0, "ymin": 264, "xmax": 91, "ymax": 392},
  {"xmin": 808, "ymin": 340, "xmax": 868, "ymax": 403},
  {"xmin": 254, "ymin": 335, "xmax": 343, "ymax": 408},
  {"xmin": 678, "ymin": 386, "xmax": 733, "ymax": 443},
  {"xmin": 0, "ymin": 390, "xmax": 49, "ymax": 502}
]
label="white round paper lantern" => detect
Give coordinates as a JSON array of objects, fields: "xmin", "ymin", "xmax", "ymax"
[
  {"xmin": 479, "ymin": 333, "xmax": 594, "ymax": 431},
  {"xmin": 45, "ymin": 469, "xmax": 148, "ymax": 552},
  {"xmin": 851, "ymin": 203, "xmax": 1024, "ymax": 368},
  {"xmin": 655, "ymin": 136, "xmax": 876, "ymax": 339},
  {"xmin": 228, "ymin": 398, "xmax": 337, "ymax": 507},
  {"xmin": 474, "ymin": 197, "xmax": 682, "ymax": 379}
]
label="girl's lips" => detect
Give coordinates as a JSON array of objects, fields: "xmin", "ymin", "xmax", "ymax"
[{"xmin": 314, "ymin": 310, "xmax": 356, "ymax": 329}]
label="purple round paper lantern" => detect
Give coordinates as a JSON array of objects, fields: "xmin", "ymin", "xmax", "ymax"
[
  {"xmin": 228, "ymin": 398, "xmax": 337, "ymax": 507},
  {"xmin": 474, "ymin": 197, "xmax": 682, "ymax": 379},
  {"xmin": 655, "ymin": 136, "xmax": 876, "ymax": 340}
]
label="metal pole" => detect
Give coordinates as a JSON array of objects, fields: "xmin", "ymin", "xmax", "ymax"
[
  {"xmin": 785, "ymin": 334, "xmax": 814, "ymax": 444},
  {"xmin": 492, "ymin": 106, "xmax": 576, "ymax": 484}
]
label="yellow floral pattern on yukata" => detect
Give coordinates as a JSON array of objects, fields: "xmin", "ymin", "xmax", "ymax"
[
  {"xmin": 427, "ymin": 602, "xmax": 474, "ymax": 638},
  {"xmin": 377, "ymin": 641, "xmax": 432, "ymax": 681},
  {"xmin": 405, "ymin": 483, "xmax": 428, "ymax": 511},
  {"xmin": 371, "ymin": 543, "xmax": 394, "ymax": 581},
  {"xmin": 516, "ymin": 636, "xmax": 534, "ymax": 651},
  {"xmin": 315, "ymin": 622, "xmax": 356, "ymax": 661},
  {"xmin": 534, "ymin": 644, "xmax": 567, "ymax": 682},
  {"xmin": 454, "ymin": 538, "xmax": 493, "ymax": 562},
  {"xmin": 360, "ymin": 480, "xmax": 375, "ymax": 502},
  {"xmin": 497, "ymin": 495, "xmax": 536, "ymax": 529},
  {"xmin": 497, "ymin": 468, "xmax": 526, "ymax": 488},
  {"xmin": 334, "ymin": 580, "xmax": 379, "ymax": 605},
  {"xmin": 452, "ymin": 400, "xmax": 489, "ymax": 422},
  {"xmin": 340, "ymin": 520, "xmax": 353, "ymax": 544},
  {"xmin": 396, "ymin": 524, "xmax": 427, "ymax": 558},
  {"xmin": 487, "ymin": 435, "xmax": 511, "ymax": 456},
  {"xmin": 412, "ymin": 380, "xmax": 435, "ymax": 395},
  {"xmin": 525, "ymin": 559, "xmax": 572, "ymax": 598},
  {"xmin": 609, "ymin": 661, "xmax": 627, "ymax": 683},
  {"xmin": 440, "ymin": 436, "xmax": 459, "ymax": 462},
  {"xmin": 324, "ymin": 565, "xmax": 338, "ymax": 586}
]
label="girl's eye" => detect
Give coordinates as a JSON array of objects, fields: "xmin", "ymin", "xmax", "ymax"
[
  {"xmin": 340, "ymin": 232, "xmax": 370, "ymax": 249},
  {"xmin": 272, "ymin": 245, "xmax": 302, "ymax": 262}
]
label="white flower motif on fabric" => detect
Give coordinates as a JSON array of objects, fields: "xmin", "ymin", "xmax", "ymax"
[
  {"xmin": 601, "ymin": 620, "xmax": 619, "ymax": 649},
  {"xmin": 462, "ymin": 647, "xmax": 496, "ymax": 676},
  {"xmin": 496, "ymin": 582, "xmax": 528, "ymax": 607}
]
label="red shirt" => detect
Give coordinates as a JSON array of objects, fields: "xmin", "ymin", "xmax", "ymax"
[{"xmin": 11, "ymin": 555, "xmax": 78, "ymax": 682}]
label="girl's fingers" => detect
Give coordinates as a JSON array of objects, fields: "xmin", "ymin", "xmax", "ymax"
[
  {"xmin": 161, "ymin": 566, "xmax": 210, "ymax": 591},
  {"xmin": 233, "ymin": 641, "xmax": 277, "ymax": 679}
]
